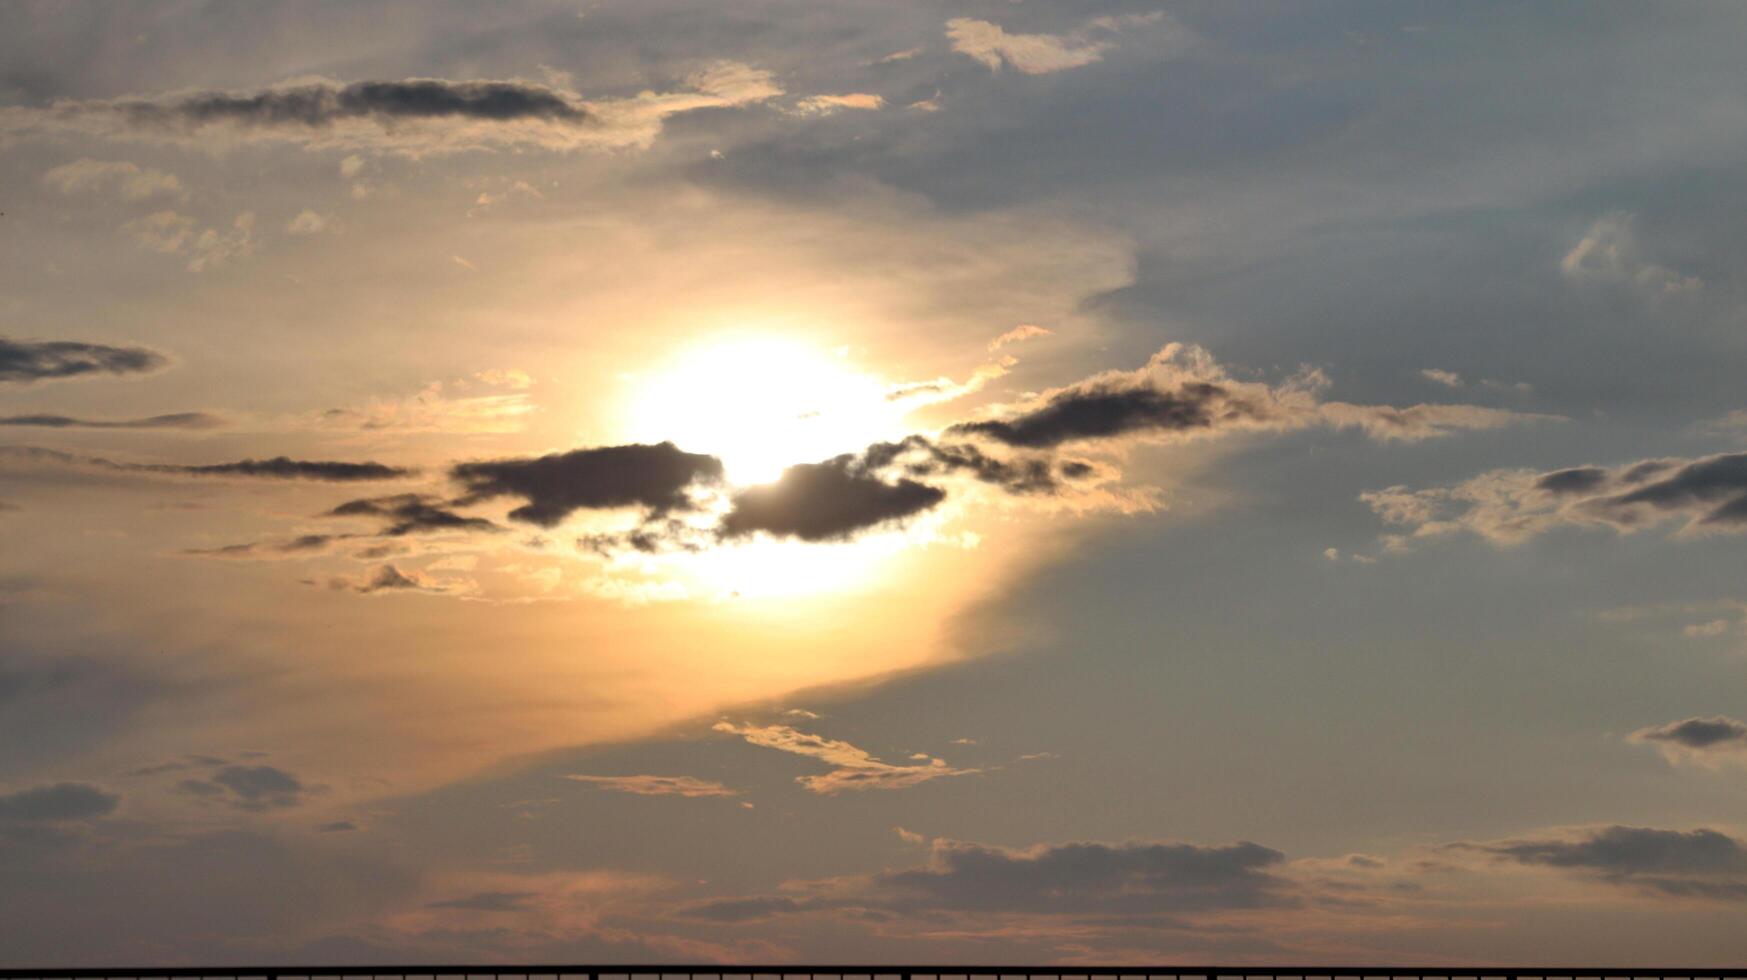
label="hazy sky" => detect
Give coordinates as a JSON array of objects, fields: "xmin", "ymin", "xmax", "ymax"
[{"xmin": 4, "ymin": 0, "xmax": 1747, "ymax": 966}]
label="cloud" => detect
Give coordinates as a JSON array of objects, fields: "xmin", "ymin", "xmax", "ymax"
[
  {"xmin": 3, "ymin": 69, "xmax": 782, "ymax": 155},
  {"xmin": 949, "ymin": 343, "xmax": 1552, "ymax": 451},
  {"xmin": 184, "ymin": 534, "xmax": 351, "ymax": 561},
  {"xmin": 1420, "ymin": 368, "xmax": 1464, "ymax": 388},
  {"xmin": 563, "ymin": 774, "xmax": 738, "ymax": 797},
  {"xmin": 1458, "ymin": 825, "xmax": 1747, "ymax": 901},
  {"xmin": 947, "ymin": 13, "xmax": 1175, "ymax": 75},
  {"xmin": 41, "ymin": 158, "xmax": 184, "ymax": 202},
  {"xmin": 325, "ymin": 494, "xmax": 499, "ymax": 537},
  {"xmin": 713, "ymin": 721, "xmax": 975, "ymax": 794},
  {"xmin": 0, "ymin": 336, "xmax": 168, "ymax": 384},
  {"xmin": 0, "ymin": 783, "xmax": 120, "ymax": 823},
  {"xmin": 1561, "ymin": 211, "xmax": 1701, "ymax": 295},
  {"xmin": 313, "ymin": 370, "xmax": 534, "ymax": 434},
  {"xmin": 3, "ymin": 448, "xmax": 409, "ymax": 481},
  {"xmin": 1364, "ymin": 451, "xmax": 1747, "ymax": 546},
  {"xmin": 717, "ymin": 455, "xmax": 945, "ymax": 543},
  {"xmin": 989, "ymin": 324, "xmax": 1052, "ymax": 351},
  {"xmin": 125, "ymin": 210, "xmax": 256, "ymax": 272},
  {"xmin": 1631, "ymin": 716, "xmax": 1747, "ymax": 768},
  {"xmin": 452, "ymin": 442, "xmax": 725, "ymax": 528},
  {"xmin": 858, "ymin": 435, "xmax": 1064, "ymax": 495},
  {"xmin": 791, "ymin": 93, "xmax": 885, "ymax": 116},
  {"xmin": 177, "ymin": 765, "xmax": 307, "ymax": 811},
  {"xmin": 426, "ymin": 890, "xmax": 537, "ymax": 911},
  {"xmin": 332, "ymin": 563, "xmax": 451, "ymax": 595},
  {"xmin": 684, "ymin": 833, "xmax": 1293, "ymax": 923},
  {"xmin": 0, "ymin": 412, "xmax": 222, "ymax": 429},
  {"xmin": 286, "ymin": 209, "xmax": 331, "ymax": 234}
]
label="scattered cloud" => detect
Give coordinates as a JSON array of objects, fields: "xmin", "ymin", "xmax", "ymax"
[
  {"xmin": 177, "ymin": 765, "xmax": 307, "ymax": 811},
  {"xmin": 1561, "ymin": 211, "xmax": 1701, "ymax": 295},
  {"xmin": 1456, "ymin": 825, "xmax": 1747, "ymax": 902},
  {"xmin": 713, "ymin": 721, "xmax": 975, "ymax": 793},
  {"xmin": 41, "ymin": 158, "xmax": 184, "ymax": 202},
  {"xmin": 563, "ymin": 774, "xmax": 738, "ymax": 797},
  {"xmin": 286, "ymin": 208, "xmax": 332, "ymax": 234},
  {"xmin": 989, "ymin": 324, "xmax": 1052, "ymax": 351},
  {"xmin": 2, "ymin": 69, "xmax": 783, "ymax": 155},
  {"xmin": 947, "ymin": 12, "xmax": 1174, "ymax": 75},
  {"xmin": 718, "ymin": 455, "xmax": 944, "ymax": 543},
  {"xmin": 325, "ymin": 494, "xmax": 500, "ymax": 537},
  {"xmin": 313, "ymin": 370, "xmax": 535, "ymax": 434},
  {"xmin": 1421, "ymin": 368, "xmax": 1464, "ymax": 388},
  {"xmin": 0, "ymin": 782, "xmax": 120, "ymax": 823},
  {"xmin": 1631, "ymin": 716, "xmax": 1747, "ymax": 767},
  {"xmin": 124, "ymin": 209, "xmax": 256, "ymax": 271},
  {"xmin": 792, "ymin": 93, "xmax": 884, "ymax": 116},
  {"xmin": 0, "ymin": 336, "xmax": 168, "ymax": 384},
  {"xmin": 452, "ymin": 442, "xmax": 725, "ymax": 528},
  {"xmin": 1364, "ymin": 451, "xmax": 1747, "ymax": 546}
]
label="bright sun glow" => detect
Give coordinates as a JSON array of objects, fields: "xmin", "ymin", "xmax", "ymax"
[{"xmin": 625, "ymin": 336, "xmax": 904, "ymax": 485}]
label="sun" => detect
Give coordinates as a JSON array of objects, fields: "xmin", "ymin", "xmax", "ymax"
[{"xmin": 624, "ymin": 336, "xmax": 904, "ymax": 485}]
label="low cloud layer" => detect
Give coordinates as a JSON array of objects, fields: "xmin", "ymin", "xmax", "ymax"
[
  {"xmin": 0, "ymin": 412, "xmax": 221, "ymax": 430},
  {"xmin": 1458, "ymin": 825, "xmax": 1747, "ymax": 901},
  {"xmin": 0, "ymin": 337, "xmax": 167, "ymax": 384},
  {"xmin": 1364, "ymin": 451, "xmax": 1747, "ymax": 546}
]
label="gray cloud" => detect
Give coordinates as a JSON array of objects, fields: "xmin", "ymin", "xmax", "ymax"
[
  {"xmin": 0, "ymin": 337, "xmax": 167, "ymax": 384},
  {"xmin": 0, "ymin": 412, "xmax": 222, "ymax": 430},
  {"xmin": 325, "ymin": 494, "xmax": 499, "ymax": 537},
  {"xmin": 950, "ymin": 344, "xmax": 1551, "ymax": 453},
  {"xmin": 335, "ymin": 564, "xmax": 448, "ymax": 595},
  {"xmin": 1460, "ymin": 825, "xmax": 1747, "ymax": 901},
  {"xmin": 719, "ymin": 456, "xmax": 944, "ymax": 543},
  {"xmin": 178, "ymin": 764, "xmax": 306, "ymax": 811},
  {"xmin": 452, "ymin": 442, "xmax": 725, "ymax": 528},
  {"xmin": 1631, "ymin": 716, "xmax": 1747, "ymax": 753},
  {"xmin": 4, "ymin": 66, "xmax": 783, "ymax": 154},
  {"xmin": 0, "ymin": 446, "xmax": 409, "ymax": 482},
  {"xmin": 0, "ymin": 782, "xmax": 120, "ymax": 823},
  {"xmin": 426, "ymin": 890, "xmax": 537, "ymax": 912},
  {"xmin": 563, "ymin": 774, "xmax": 738, "ymax": 797},
  {"xmin": 1365, "ymin": 450, "xmax": 1747, "ymax": 546}
]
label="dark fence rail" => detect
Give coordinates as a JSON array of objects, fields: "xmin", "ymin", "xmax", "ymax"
[{"xmin": 3, "ymin": 968, "xmax": 1744, "ymax": 979}]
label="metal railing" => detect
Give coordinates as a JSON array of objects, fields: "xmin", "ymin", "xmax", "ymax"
[{"xmin": 2, "ymin": 968, "xmax": 1744, "ymax": 980}]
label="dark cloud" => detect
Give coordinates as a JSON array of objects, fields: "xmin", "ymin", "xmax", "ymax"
[
  {"xmin": 950, "ymin": 380, "xmax": 1265, "ymax": 450},
  {"xmin": 166, "ymin": 457, "xmax": 412, "ymax": 481},
  {"xmin": 872, "ymin": 838, "xmax": 1291, "ymax": 915},
  {"xmin": 1535, "ymin": 466, "xmax": 1609, "ymax": 495},
  {"xmin": 452, "ymin": 442, "xmax": 725, "ymax": 528},
  {"xmin": 1462, "ymin": 825, "xmax": 1747, "ymax": 901},
  {"xmin": 0, "ymin": 337, "xmax": 167, "ymax": 384},
  {"xmin": 178, "ymin": 764, "xmax": 306, "ymax": 811},
  {"xmin": 315, "ymin": 820, "xmax": 358, "ymax": 833},
  {"xmin": 426, "ymin": 890, "xmax": 538, "ymax": 911},
  {"xmin": 325, "ymin": 494, "xmax": 499, "ymax": 536},
  {"xmin": 117, "ymin": 80, "xmax": 588, "ymax": 131},
  {"xmin": 0, "ymin": 782, "xmax": 120, "ymax": 823},
  {"xmin": 860, "ymin": 435, "xmax": 1061, "ymax": 494},
  {"xmin": 184, "ymin": 534, "xmax": 350, "ymax": 560},
  {"xmin": 1, "ymin": 446, "xmax": 408, "ymax": 481},
  {"xmin": 677, "ymin": 895, "xmax": 810, "ymax": 922},
  {"xmin": 719, "ymin": 455, "xmax": 944, "ymax": 542},
  {"xmin": 0, "ymin": 412, "xmax": 222, "ymax": 429},
  {"xmin": 1632, "ymin": 716, "xmax": 1747, "ymax": 751},
  {"xmin": 1369, "ymin": 450, "xmax": 1747, "ymax": 545}
]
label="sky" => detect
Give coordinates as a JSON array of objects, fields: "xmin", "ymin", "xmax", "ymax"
[{"xmin": 3, "ymin": 0, "xmax": 1747, "ymax": 967}]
